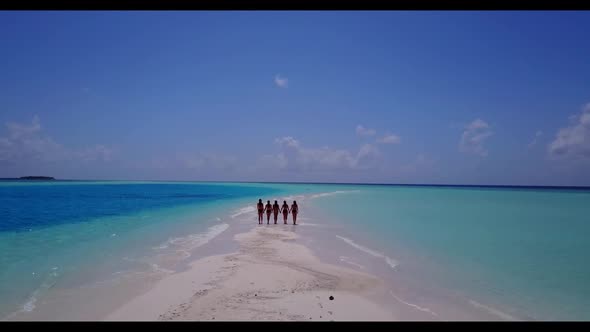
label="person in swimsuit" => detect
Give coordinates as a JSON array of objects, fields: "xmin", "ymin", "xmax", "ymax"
[
  {"xmin": 280, "ymin": 200, "xmax": 289, "ymax": 224},
  {"xmin": 265, "ymin": 200, "xmax": 272, "ymax": 225},
  {"xmin": 272, "ymin": 200, "xmax": 280, "ymax": 225},
  {"xmin": 257, "ymin": 199, "xmax": 264, "ymax": 224},
  {"xmin": 290, "ymin": 201, "xmax": 299, "ymax": 225}
]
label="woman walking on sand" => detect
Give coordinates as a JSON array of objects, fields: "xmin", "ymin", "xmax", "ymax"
[
  {"xmin": 280, "ymin": 201, "xmax": 289, "ymax": 224},
  {"xmin": 265, "ymin": 200, "xmax": 273, "ymax": 225},
  {"xmin": 257, "ymin": 199, "xmax": 264, "ymax": 225},
  {"xmin": 290, "ymin": 201, "xmax": 299, "ymax": 225},
  {"xmin": 272, "ymin": 200, "xmax": 280, "ymax": 224}
]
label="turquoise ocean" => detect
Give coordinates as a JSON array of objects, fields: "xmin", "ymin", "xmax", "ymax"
[{"xmin": 0, "ymin": 181, "xmax": 589, "ymax": 320}]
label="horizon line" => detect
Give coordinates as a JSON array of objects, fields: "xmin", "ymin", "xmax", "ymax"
[{"xmin": 2, "ymin": 177, "xmax": 589, "ymax": 190}]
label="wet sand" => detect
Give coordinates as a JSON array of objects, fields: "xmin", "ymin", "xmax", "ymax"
[{"xmin": 106, "ymin": 226, "xmax": 398, "ymax": 321}]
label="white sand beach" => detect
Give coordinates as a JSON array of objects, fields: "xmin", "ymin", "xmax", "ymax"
[{"xmin": 106, "ymin": 225, "xmax": 398, "ymax": 321}]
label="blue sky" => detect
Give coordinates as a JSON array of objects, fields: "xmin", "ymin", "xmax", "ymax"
[{"xmin": 1, "ymin": 11, "xmax": 590, "ymax": 185}]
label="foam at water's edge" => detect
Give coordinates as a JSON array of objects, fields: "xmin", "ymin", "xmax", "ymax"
[
  {"xmin": 155, "ymin": 223, "xmax": 230, "ymax": 258},
  {"xmin": 339, "ymin": 256, "xmax": 365, "ymax": 270},
  {"xmin": 299, "ymin": 222, "xmax": 322, "ymax": 226},
  {"xmin": 22, "ymin": 297, "xmax": 36, "ymax": 313},
  {"xmin": 468, "ymin": 300, "xmax": 519, "ymax": 321},
  {"xmin": 231, "ymin": 206, "xmax": 256, "ymax": 219},
  {"xmin": 310, "ymin": 190, "xmax": 361, "ymax": 199},
  {"xmin": 3, "ymin": 269, "xmax": 61, "ymax": 319},
  {"xmin": 390, "ymin": 291, "xmax": 439, "ymax": 317},
  {"xmin": 150, "ymin": 264, "xmax": 175, "ymax": 275},
  {"xmin": 335, "ymin": 235, "xmax": 399, "ymax": 270},
  {"xmin": 282, "ymin": 194, "xmax": 306, "ymax": 202}
]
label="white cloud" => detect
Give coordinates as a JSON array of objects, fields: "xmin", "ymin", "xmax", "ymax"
[
  {"xmin": 0, "ymin": 116, "xmax": 113, "ymax": 166},
  {"xmin": 274, "ymin": 74, "xmax": 288, "ymax": 88},
  {"xmin": 6, "ymin": 115, "xmax": 41, "ymax": 140},
  {"xmin": 377, "ymin": 134, "xmax": 401, "ymax": 144},
  {"xmin": 1, "ymin": 116, "xmax": 67, "ymax": 163},
  {"xmin": 260, "ymin": 136, "xmax": 381, "ymax": 172},
  {"xmin": 354, "ymin": 143, "xmax": 381, "ymax": 169},
  {"xmin": 257, "ymin": 153, "xmax": 288, "ymax": 170},
  {"xmin": 527, "ymin": 130, "xmax": 543, "ymax": 148},
  {"xmin": 356, "ymin": 125, "xmax": 376, "ymax": 137},
  {"xmin": 548, "ymin": 103, "xmax": 590, "ymax": 159},
  {"xmin": 275, "ymin": 136, "xmax": 300, "ymax": 148},
  {"xmin": 459, "ymin": 119, "xmax": 493, "ymax": 157}
]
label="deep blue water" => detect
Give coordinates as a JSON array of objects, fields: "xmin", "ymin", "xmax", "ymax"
[
  {"xmin": 0, "ymin": 181, "xmax": 286, "ymax": 319},
  {"xmin": 0, "ymin": 181, "xmax": 279, "ymax": 232}
]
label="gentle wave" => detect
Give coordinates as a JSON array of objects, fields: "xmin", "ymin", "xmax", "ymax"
[
  {"xmin": 282, "ymin": 194, "xmax": 306, "ymax": 201},
  {"xmin": 150, "ymin": 263, "xmax": 175, "ymax": 275},
  {"xmin": 468, "ymin": 300, "xmax": 518, "ymax": 321},
  {"xmin": 339, "ymin": 256, "xmax": 365, "ymax": 269},
  {"xmin": 310, "ymin": 190, "xmax": 360, "ymax": 199},
  {"xmin": 335, "ymin": 235, "xmax": 399, "ymax": 270},
  {"xmin": 22, "ymin": 296, "xmax": 37, "ymax": 313},
  {"xmin": 2, "ymin": 268, "xmax": 61, "ymax": 318},
  {"xmin": 231, "ymin": 206, "xmax": 256, "ymax": 219},
  {"xmin": 299, "ymin": 222, "xmax": 323, "ymax": 226},
  {"xmin": 155, "ymin": 223, "xmax": 229, "ymax": 258},
  {"xmin": 389, "ymin": 291, "xmax": 439, "ymax": 317},
  {"xmin": 281, "ymin": 190, "xmax": 359, "ymax": 202},
  {"xmin": 23, "ymin": 269, "xmax": 60, "ymax": 313}
]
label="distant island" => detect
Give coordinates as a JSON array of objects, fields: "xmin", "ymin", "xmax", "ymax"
[
  {"xmin": 0, "ymin": 176, "xmax": 55, "ymax": 180},
  {"xmin": 20, "ymin": 176, "xmax": 55, "ymax": 180}
]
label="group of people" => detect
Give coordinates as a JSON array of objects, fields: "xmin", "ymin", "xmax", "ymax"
[{"xmin": 257, "ymin": 199, "xmax": 299, "ymax": 225}]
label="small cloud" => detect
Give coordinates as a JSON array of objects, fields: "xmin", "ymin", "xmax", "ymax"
[
  {"xmin": 0, "ymin": 116, "xmax": 113, "ymax": 165},
  {"xmin": 266, "ymin": 136, "xmax": 381, "ymax": 171},
  {"xmin": 377, "ymin": 134, "xmax": 401, "ymax": 144},
  {"xmin": 527, "ymin": 130, "xmax": 543, "ymax": 148},
  {"xmin": 459, "ymin": 119, "xmax": 493, "ymax": 157},
  {"xmin": 356, "ymin": 125, "xmax": 376, "ymax": 137},
  {"xmin": 548, "ymin": 103, "xmax": 590, "ymax": 159},
  {"xmin": 258, "ymin": 153, "xmax": 288, "ymax": 170},
  {"xmin": 274, "ymin": 74, "xmax": 288, "ymax": 88},
  {"xmin": 7, "ymin": 115, "xmax": 41, "ymax": 140},
  {"xmin": 274, "ymin": 136, "xmax": 300, "ymax": 148},
  {"xmin": 353, "ymin": 143, "xmax": 381, "ymax": 169}
]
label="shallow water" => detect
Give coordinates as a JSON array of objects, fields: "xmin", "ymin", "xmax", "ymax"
[
  {"xmin": 1, "ymin": 181, "xmax": 588, "ymax": 320},
  {"xmin": 308, "ymin": 185, "xmax": 590, "ymax": 320}
]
